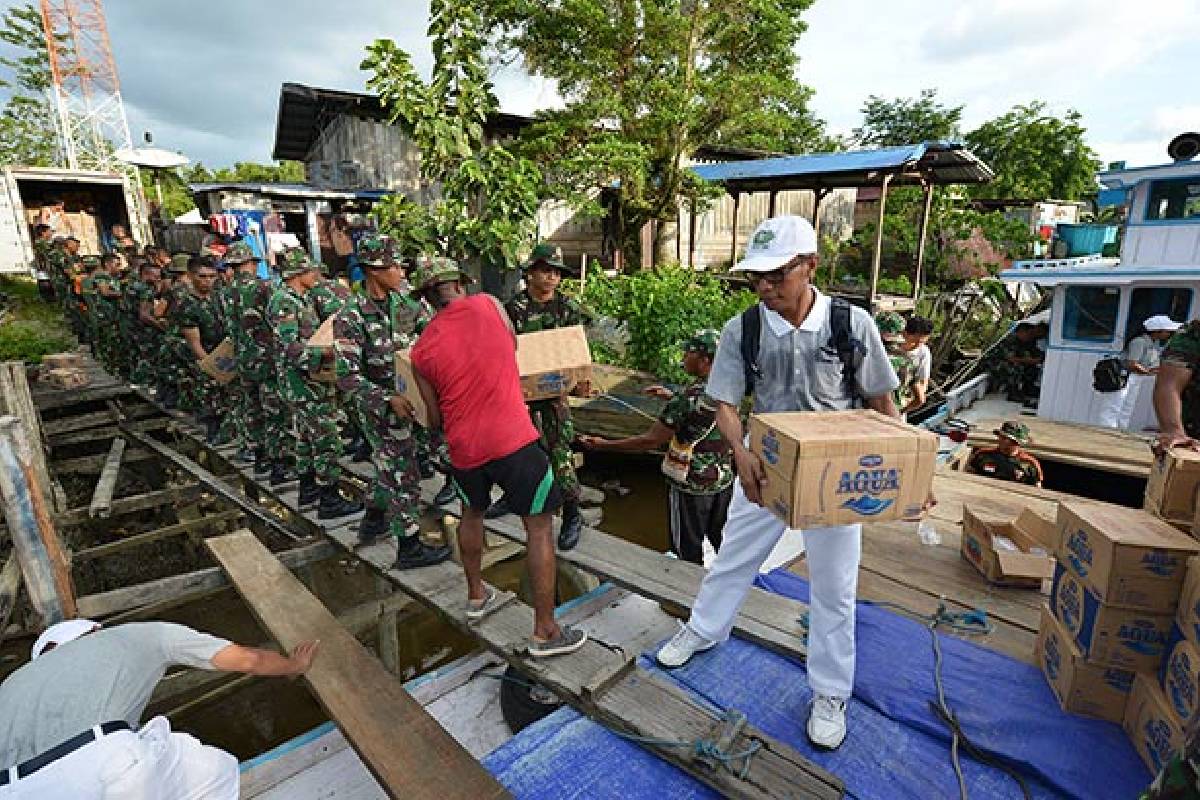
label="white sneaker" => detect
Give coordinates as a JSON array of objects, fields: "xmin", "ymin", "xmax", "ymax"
[
  {"xmin": 655, "ymin": 623, "xmax": 716, "ymax": 668},
  {"xmin": 807, "ymin": 694, "xmax": 847, "ymax": 750}
]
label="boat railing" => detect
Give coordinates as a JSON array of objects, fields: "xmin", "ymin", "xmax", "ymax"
[{"xmin": 1008, "ymin": 254, "xmax": 1119, "ymax": 271}]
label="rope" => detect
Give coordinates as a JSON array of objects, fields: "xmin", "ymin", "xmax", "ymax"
[{"xmin": 594, "ymin": 392, "xmax": 662, "ymax": 422}]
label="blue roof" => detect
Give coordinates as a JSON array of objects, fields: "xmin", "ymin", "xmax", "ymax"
[
  {"xmin": 691, "ymin": 141, "xmax": 993, "ymax": 191},
  {"xmin": 188, "ymin": 181, "xmax": 390, "ymax": 201}
]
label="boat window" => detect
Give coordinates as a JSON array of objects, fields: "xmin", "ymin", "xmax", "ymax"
[
  {"xmin": 1062, "ymin": 286, "xmax": 1119, "ymax": 343},
  {"xmin": 1146, "ymin": 178, "xmax": 1200, "ymax": 221},
  {"xmin": 1125, "ymin": 287, "xmax": 1193, "ymax": 341}
]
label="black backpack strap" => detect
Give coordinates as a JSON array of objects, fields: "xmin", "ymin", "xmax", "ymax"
[
  {"xmin": 740, "ymin": 303, "xmax": 763, "ymax": 397},
  {"xmin": 829, "ymin": 297, "xmax": 864, "ymax": 405}
]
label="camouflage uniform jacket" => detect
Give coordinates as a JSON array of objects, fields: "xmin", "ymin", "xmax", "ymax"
[
  {"xmin": 309, "ymin": 278, "xmax": 353, "ymax": 322},
  {"xmin": 1163, "ymin": 320, "xmax": 1200, "ymax": 439},
  {"xmin": 267, "ymin": 285, "xmax": 323, "ymax": 402},
  {"xmin": 177, "ymin": 290, "xmax": 225, "ymax": 354},
  {"xmin": 91, "ymin": 273, "xmax": 122, "ymax": 322},
  {"xmin": 968, "ymin": 446, "xmax": 1043, "ymax": 486},
  {"xmin": 226, "ymin": 276, "xmax": 275, "ymax": 381},
  {"xmin": 334, "ymin": 290, "xmax": 427, "ymax": 420},
  {"xmin": 122, "ymin": 278, "xmax": 155, "ymax": 329},
  {"xmin": 504, "ymin": 289, "xmax": 589, "ymax": 333},
  {"xmin": 658, "ymin": 380, "xmax": 734, "ymax": 495},
  {"xmin": 887, "ymin": 342, "xmax": 918, "ymax": 410}
]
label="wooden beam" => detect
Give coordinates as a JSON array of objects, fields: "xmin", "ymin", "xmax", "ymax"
[
  {"xmin": 1, "ymin": 362, "xmax": 56, "ymax": 513},
  {"xmin": 54, "ymin": 448, "xmax": 151, "ymax": 475},
  {"xmin": 42, "ymin": 404, "xmax": 158, "ymax": 437},
  {"xmin": 49, "ymin": 417, "xmax": 171, "ymax": 448},
  {"xmin": 729, "ymin": 191, "xmax": 741, "ymax": 265},
  {"xmin": 55, "ymin": 484, "xmax": 203, "ymax": 528},
  {"xmin": 76, "ymin": 540, "xmax": 335, "ymax": 619},
  {"xmin": 868, "ymin": 173, "xmax": 893, "ymax": 309},
  {"xmin": 206, "ymin": 531, "xmax": 510, "ymax": 800},
  {"xmin": 0, "ymin": 416, "xmax": 76, "ymax": 624},
  {"xmin": 0, "ymin": 552, "xmax": 21, "ymax": 641},
  {"xmin": 33, "ymin": 383, "xmax": 131, "ymax": 412},
  {"xmin": 72, "ymin": 509, "xmax": 244, "ymax": 562},
  {"xmin": 912, "ymin": 181, "xmax": 934, "ymax": 301},
  {"xmin": 88, "ymin": 437, "xmax": 126, "ymax": 519}
]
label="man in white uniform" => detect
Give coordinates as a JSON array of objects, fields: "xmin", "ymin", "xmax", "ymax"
[
  {"xmin": 655, "ymin": 215, "xmax": 902, "ymax": 750},
  {"xmin": 0, "ymin": 619, "xmax": 318, "ymax": 799}
]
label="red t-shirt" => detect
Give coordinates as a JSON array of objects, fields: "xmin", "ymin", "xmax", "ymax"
[{"xmin": 411, "ymin": 294, "xmax": 538, "ymax": 470}]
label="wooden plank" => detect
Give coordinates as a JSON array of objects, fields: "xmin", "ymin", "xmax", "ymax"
[
  {"xmin": 965, "ymin": 417, "xmax": 1152, "ymax": 477},
  {"xmin": 206, "ymin": 531, "xmax": 510, "ymax": 800},
  {"xmin": 48, "ymin": 417, "xmax": 171, "ymax": 448},
  {"xmin": 32, "ymin": 383, "xmax": 131, "ymax": 411},
  {"xmin": 72, "ymin": 509, "xmax": 244, "ymax": 562},
  {"xmin": 41, "ymin": 403, "xmax": 158, "ymax": 437},
  {"xmin": 1, "ymin": 363, "xmax": 55, "ymax": 512},
  {"xmin": 0, "ymin": 552, "xmax": 21, "ymax": 640},
  {"xmin": 55, "ymin": 484, "xmax": 203, "ymax": 528},
  {"xmin": 54, "ymin": 447, "xmax": 152, "ymax": 475},
  {"xmin": 326, "ymin": 525, "xmax": 842, "ymax": 799},
  {"xmin": 87, "ymin": 437, "xmax": 126, "ymax": 519},
  {"xmin": 76, "ymin": 540, "xmax": 336, "ymax": 618}
]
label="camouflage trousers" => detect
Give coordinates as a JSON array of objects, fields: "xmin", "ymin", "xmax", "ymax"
[
  {"xmin": 414, "ymin": 426, "xmax": 450, "ymax": 476},
  {"xmin": 360, "ymin": 406, "xmax": 422, "ymax": 540},
  {"xmin": 288, "ymin": 387, "xmax": 343, "ymax": 486},
  {"xmin": 987, "ymin": 360, "xmax": 1040, "ymax": 398},
  {"xmin": 130, "ymin": 329, "xmax": 159, "ymax": 387},
  {"xmin": 259, "ymin": 380, "xmax": 293, "ymax": 465},
  {"xmin": 528, "ymin": 397, "xmax": 579, "ymax": 504},
  {"xmin": 229, "ymin": 375, "xmax": 265, "ymax": 454},
  {"xmin": 94, "ymin": 317, "xmax": 123, "ymax": 376}
]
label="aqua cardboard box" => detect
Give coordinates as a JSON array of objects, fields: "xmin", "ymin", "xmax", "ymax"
[
  {"xmin": 1051, "ymin": 562, "xmax": 1173, "ymax": 672},
  {"xmin": 514, "ymin": 325, "xmax": 593, "ymax": 402},
  {"xmin": 1057, "ymin": 501, "xmax": 1200, "ymax": 614},
  {"xmin": 962, "ymin": 507, "xmax": 1056, "ymax": 588},
  {"xmin": 1160, "ymin": 627, "xmax": 1200, "ymax": 728},
  {"xmin": 1145, "ymin": 448, "xmax": 1200, "ymax": 528},
  {"xmin": 392, "ymin": 348, "xmax": 431, "ymax": 428},
  {"xmin": 1036, "ymin": 605, "xmax": 1134, "ymax": 724},
  {"xmin": 749, "ymin": 410, "xmax": 937, "ymax": 529},
  {"xmin": 1125, "ymin": 673, "xmax": 1186, "ymax": 776},
  {"xmin": 1177, "ymin": 557, "xmax": 1200, "ymax": 649}
]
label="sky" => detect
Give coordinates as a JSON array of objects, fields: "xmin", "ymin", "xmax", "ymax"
[{"xmin": 2, "ymin": 0, "xmax": 1197, "ymax": 171}]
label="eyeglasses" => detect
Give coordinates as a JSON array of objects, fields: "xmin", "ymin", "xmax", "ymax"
[{"xmin": 750, "ymin": 261, "xmax": 800, "ymax": 286}]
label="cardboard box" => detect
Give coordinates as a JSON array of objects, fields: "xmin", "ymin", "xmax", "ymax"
[
  {"xmin": 1051, "ymin": 562, "xmax": 1173, "ymax": 672},
  {"xmin": 1036, "ymin": 605, "xmax": 1134, "ymax": 723},
  {"xmin": 514, "ymin": 326, "xmax": 593, "ymax": 401},
  {"xmin": 198, "ymin": 338, "xmax": 237, "ymax": 385},
  {"xmin": 1124, "ymin": 673, "xmax": 1186, "ymax": 776},
  {"xmin": 962, "ymin": 507, "xmax": 1056, "ymax": 588},
  {"xmin": 393, "ymin": 348, "xmax": 431, "ymax": 428},
  {"xmin": 1177, "ymin": 557, "xmax": 1200, "ymax": 649},
  {"xmin": 306, "ymin": 316, "xmax": 337, "ymax": 383},
  {"xmin": 1161, "ymin": 627, "xmax": 1200, "ymax": 728},
  {"xmin": 748, "ymin": 410, "xmax": 937, "ymax": 529},
  {"xmin": 1057, "ymin": 501, "xmax": 1200, "ymax": 614},
  {"xmin": 1145, "ymin": 448, "xmax": 1200, "ymax": 528}
]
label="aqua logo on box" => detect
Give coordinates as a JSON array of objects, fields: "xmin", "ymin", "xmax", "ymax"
[
  {"xmin": 1118, "ymin": 620, "xmax": 1168, "ymax": 657},
  {"xmin": 535, "ymin": 373, "xmax": 568, "ymax": 394},
  {"xmin": 1143, "ymin": 719, "xmax": 1176, "ymax": 772},
  {"xmin": 761, "ymin": 431, "xmax": 780, "ymax": 466},
  {"xmin": 837, "ymin": 455, "xmax": 899, "ymax": 516},
  {"xmin": 1141, "ymin": 551, "xmax": 1180, "ymax": 578},
  {"xmin": 963, "ymin": 533, "xmax": 983, "ymax": 566},
  {"xmin": 1064, "ymin": 529, "xmax": 1094, "ymax": 578},
  {"xmin": 1043, "ymin": 634, "xmax": 1062, "ymax": 681},
  {"xmin": 1104, "ymin": 670, "xmax": 1134, "ymax": 693},
  {"xmin": 1055, "ymin": 570, "xmax": 1085, "ymax": 638},
  {"xmin": 1167, "ymin": 649, "xmax": 1197, "ymax": 720}
]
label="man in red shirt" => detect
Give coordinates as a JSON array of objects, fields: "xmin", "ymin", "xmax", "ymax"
[{"xmin": 409, "ymin": 257, "xmax": 587, "ymax": 658}]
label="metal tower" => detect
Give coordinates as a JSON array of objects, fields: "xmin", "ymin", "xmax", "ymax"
[{"xmin": 38, "ymin": 0, "xmax": 133, "ymax": 172}]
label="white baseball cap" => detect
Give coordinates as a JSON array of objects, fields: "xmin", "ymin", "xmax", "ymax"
[
  {"xmin": 32, "ymin": 619, "xmax": 99, "ymax": 660},
  {"xmin": 732, "ymin": 215, "xmax": 818, "ymax": 273},
  {"xmin": 1144, "ymin": 315, "xmax": 1182, "ymax": 332}
]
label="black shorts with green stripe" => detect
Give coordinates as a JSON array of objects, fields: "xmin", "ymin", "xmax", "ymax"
[{"xmin": 451, "ymin": 441, "xmax": 563, "ymax": 517}]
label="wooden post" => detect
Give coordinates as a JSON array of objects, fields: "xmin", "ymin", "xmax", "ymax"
[
  {"xmin": 0, "ymin": 553, "xmax": 21, "ymax": 641},
  {"xmin": 687, "ymin": 205, "xmax": 697, "ymax": 268},
  {"xmin": 376, "ymin": 577, "xmax": 400, "ymax": 675},
  {"xmin": 0, "ymin": 362, "xmax": 57, "ymax": 512},
  {"xmin": 579, "ymin": 253, "xmax": 588, "ymax": 285},
  {"xmin": 869, "ymin": 174, "xmax": 894, "ymax": 310},
  {"xmin": 768, "ymin": 190, "xmax": 778, "ymax": 217},
  {"xmin": 913, "ymin": 180, "xmax": 935, "ymax": 302},
  {"xmin": 0, "ymin": 416, "xmax": 76, "ymax": 624},
  {"xmin": 729, "ymin": 191, "xmax": 741, "ymax": 265},
  {"xmin": 88, "ymin": 437, "xmax": 126, "ymax": 519}
]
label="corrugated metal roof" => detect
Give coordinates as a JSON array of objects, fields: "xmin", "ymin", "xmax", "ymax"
[
  {"xmin": 189, "ymin": 182, "xmax": 390, "ymax": 201},
  {"xmin": 691, "ymin": 141, "xmax": 993, "ymax": 191}
]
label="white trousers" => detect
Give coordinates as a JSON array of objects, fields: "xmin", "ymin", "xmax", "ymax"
[
  {"xmin": 0, "ymin": 716, "xmax": 239, "ymax": 800},
  {"xmin": 1121, "ymin": 374, "xmax": 1155, "ymax": 431},
  {"xmin": 687, "ymin": 480, "xmax": 862, "ymax": 698}
]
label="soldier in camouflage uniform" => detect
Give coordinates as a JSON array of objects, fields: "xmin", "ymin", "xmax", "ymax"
[
  {"xmin": 220, "ymin": 243, "xmax": 271, "ymax": 470},
  {"xmin": 31, "ymin": 225, "xmax": 57, "ymax": 299},
  {"xmin": 60, "ymin": 238, "xmax": 87, "ymax": 341},
  {"xmin": 1140, "ymin": 720, "xmax": 1200, "ymax": 799},
  {"xmin": 580, "ymin": 329, "xmax": 733, "ymax": 564},
  {"xmin": 983, "ymin": 320, "xmax": 1047, "ymax": 402},
  {"xmin": 126, "ymin": 259, "xmax": 162, "ymax": 388},
  {"xmin": 1156, "ymin": 320, "xmax": 1200, "ymax": 453},
  {"xmin": 503, "ymin": 243, "xmax": 591, "ymax": 549},
  {"xmin": 89, "ymin": 254, "xmax": 125, "ymax": 375},
  {"xmin": 154, "ymin": 255, "xmax": 195, "ymax": 410},
  {"xmin": 177, "ymin": 257, "xmax": 228, "ymax": 443},
  {"xmin": 268, "ymin": 248, "xmax": 362, "ymax": 520},
  {"xmin": 967, "ymin": 421, "xmax": 1044, "ymax": 487},
  {"xmin": 333, "ymin": 236, "xmax": 452, "ymax": 569},
  {"xmin": 876, "ymin": 312, "xmax": 917, "ymax": 418}
]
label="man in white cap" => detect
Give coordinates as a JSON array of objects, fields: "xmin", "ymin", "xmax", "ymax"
[
  {"xmin": 0, "ymin": 619, "xmax": 318, "ymax": 799},
  {"xmin": 1099, "ymin": 314, "xmax": 1182, "ymax": 430},
  {"xmin": 654, "ymin": 215, "xmax": 904, "ymax": 750}
]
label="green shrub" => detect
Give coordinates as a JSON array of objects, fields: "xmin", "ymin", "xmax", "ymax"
[{"xmin": 0, "ymin": 277, "xmax": 76, "ymax": 363}]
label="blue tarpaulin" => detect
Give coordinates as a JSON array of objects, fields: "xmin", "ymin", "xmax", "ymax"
[{"xmin": 483, "ymin": 569, "xmax": 1150, "ymax": 800}]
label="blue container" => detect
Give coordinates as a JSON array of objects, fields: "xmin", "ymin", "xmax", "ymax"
[{"xmin": 1056, "ymin": 223, "xmax": 1119, "ymax": 257}]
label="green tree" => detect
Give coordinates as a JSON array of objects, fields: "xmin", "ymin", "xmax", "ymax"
[
  {"xmin": 965, "ymin": 102, "xmax": 1100, "ymax": 201},
  {"xmin": 361, "ymin": 0, "xmax": 542, "ymax": 273},
  {"xmin": 0, "ymin": 3, "xmax": 59, "ymax": 166},
  {"xmin": 479, "ymin": 0, "xmax": 830, "ymax": 266},
  {"xmin": 852, "ymin": 89, "xmax": 963, "ymax": 148}
]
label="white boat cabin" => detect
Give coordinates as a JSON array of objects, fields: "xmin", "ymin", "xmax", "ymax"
[{"xmin": 999, "ymin": 157, "xmax": 1200, "ymax": 427}]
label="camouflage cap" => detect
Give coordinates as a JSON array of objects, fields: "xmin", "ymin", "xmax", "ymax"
[
  {"xmin": 683, "ymin": 328, "xmax": 720, "ymax": 357},
  {"xmin": 224, "ymin": 241, "xmax": 256, "ymax": 265},
  {"xmin": 522, "ymin": 242, "xmax": 578, "ymax": 276},
  {"xmin": 408, "ymin": 255, "xmax": 473, "ymax": 295},
  {"xmin": 357, "ymin": 234, "xmax": 393, "ymax": 267},
  {"xmin": 168, "ymin": 253, "xmax": 190, "ymax": 274},
  {"xmin": 280, "ymin": 247, "xmax": 318, "ymax": 279},
  {"xmin": 875, "ymin": 312, "xmax": 905, "ymax": 340},
  {"xmin": 994, "ymin": 421, "xmax": 1031, "ymax": 446}
]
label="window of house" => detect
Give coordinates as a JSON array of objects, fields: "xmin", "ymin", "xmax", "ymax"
[
  {"xmin": 1062, "ymin": 286, "xmax": 1120, "ymax": 343},
  {"xmin": 1125, "ymin": 287, "xmax": 1193, "ymax": 341},
  {"xmin": 1146, "ymin": 178, "xmax": 1200, "ymax": 221}
]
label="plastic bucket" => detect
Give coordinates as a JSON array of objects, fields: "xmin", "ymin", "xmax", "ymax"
[{"xmin": 1056, "ymin": 223, "xmax": 1118, "ymax": 257}]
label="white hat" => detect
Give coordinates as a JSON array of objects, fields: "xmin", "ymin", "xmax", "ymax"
[
  {"xmin": 1144, "ymin": 315, "xmax": 1182, "ymax": 332},
  {"xmin": 732, "ymin": 215, "xmax": 818, "ymax": 272},
  {"xmin": 1018, "ymin": 309, "xmax": 1051, "ymax": 327},
  {"xmin": 32, "ymin": 619, "xmax": 99, "ymax": 660}
]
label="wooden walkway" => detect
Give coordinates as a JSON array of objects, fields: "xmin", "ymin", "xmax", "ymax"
[{"xmin": 964, "ymin": 416, "xmax": 1153, "ymax": 478}]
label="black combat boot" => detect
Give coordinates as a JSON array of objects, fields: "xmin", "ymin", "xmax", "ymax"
[
  {"xmin": 318, "ymin": 483, "xmax": 364, "ymax": 520},
  {"xmin": 357, "ymin": 506, "xmax": 388, "ymax": 545},
  {"xmin": 298, "ymin": 472, "xmax": 320, "ymax": 510},
  {"xmin": 203, "ymin": 416, "xmax": 221, "ymax": 445},
  {"xmin": 253, "ymin": 451, "xmax": 272, "ymax": 478},
  {"xmin": 392, "ymin": 536, "xmax": 452, "ymax": 570},
  {"xmin": 352, "ymin": 437, "xmax": 372, "ymax": 463},
  {"xmin": 558, "ymin": 501, "xmax": 583, "ymax": 551},
  {"xmin": 269, "ymin": 461, "xmax": 297, "ymax": 486},
  {"xmin": 484, "ymin": 497, "xmax": 510, "ymax": 519},
  {"xmin": 233, "ymin": 447, "xmax": 256, "ymax": 466}
]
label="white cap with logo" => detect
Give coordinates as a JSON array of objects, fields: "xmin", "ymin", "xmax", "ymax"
[
  {"xmin": 732, "ymin": 215, "xmax": 818, "ymax": 273},
  {"xmin": 1143, "ymin": 315, "xmax": 1182, "ymax": 332},
  {"xmin": 31, "ymin": 618, "xmax": 100, "ymax": 660}
]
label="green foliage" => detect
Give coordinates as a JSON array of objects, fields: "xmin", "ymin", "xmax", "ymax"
[
  {"xmin": 0, "ymin": 277, "xmax": 74, "ymax": 363},
  {"xmin": 361, "ymin": 1, "xmax": 542, "ymax": 269},
  {"xmin": 480, "ymin": 0, "xmax": 830, "ymax": 264},
  {"xmin": 0, "ymin": 3, "xmax": 59, "ymax": 167},
  {"xmin": 577, "ymin": 265, "xmax": 756, "ymax": 382},
  {"xmin": 965, "ymin": 102, "xmax": 1101, "ymax": 201},
  {"xmin": 852, "ymin": 89, "xmax": 962, "ymax": 148}
]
